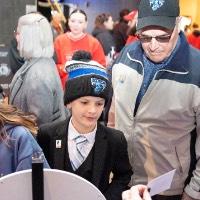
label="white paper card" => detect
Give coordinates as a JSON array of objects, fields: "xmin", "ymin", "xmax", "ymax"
[{"xmin": 147, "ymin": 169, "xmax": 176, "ymax": 196}]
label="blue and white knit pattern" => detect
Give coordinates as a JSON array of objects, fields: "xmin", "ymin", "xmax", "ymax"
[
  {"xmin": 65, "ymin": 60, "xmax": 109, "ymax": 80},
  {"xmin": 149, "ymin": 0, "xmax": 165, "ymax": 11},
  {"xmin": 91, "ymin": 78, "xmax": 106, "ymax": 94}
]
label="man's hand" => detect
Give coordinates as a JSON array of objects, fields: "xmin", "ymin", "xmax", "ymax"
[
  {"xmin": 122, "ymin": 185, "xmax": 152, "ymax": 200},
  {"xmin": 181, "ymin": 192, "xmax": 198, "ymax": 200}
]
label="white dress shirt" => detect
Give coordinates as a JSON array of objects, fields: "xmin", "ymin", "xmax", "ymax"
[{"xmin": 68, "ymin": 118, "xmax": 96, "ymax": 167}]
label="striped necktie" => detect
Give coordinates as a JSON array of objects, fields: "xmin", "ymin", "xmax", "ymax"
[{"xmin": 71, "ymin": 135, "xmax": 88, "ymax": 170}]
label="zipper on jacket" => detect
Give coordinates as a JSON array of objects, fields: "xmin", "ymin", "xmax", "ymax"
[
  {"xmin": 134, "ymin": 67, "xmax": 189, "ymax": 118},
  {"xmin": 127, "ymin": 52, "xmax": 145, "ymax": 117}
]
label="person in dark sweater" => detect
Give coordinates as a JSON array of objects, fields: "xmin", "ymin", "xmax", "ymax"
[
  {"xmin": 113, "ymin": 8, "xmax": 129, "ymax": 53},
  {"xmin": 92, "ymin": 13, "xmax": 115, "ymax": 56}
]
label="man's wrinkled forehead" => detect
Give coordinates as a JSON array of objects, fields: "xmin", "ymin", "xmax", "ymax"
[{"xmin": 137, "ymin": 25, "xmax": 173, "ymax": 34}]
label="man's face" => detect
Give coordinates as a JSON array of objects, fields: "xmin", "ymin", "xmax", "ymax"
[{"xmin": 138, "ymin": 25, "xmax": 179, "ymax": 63}]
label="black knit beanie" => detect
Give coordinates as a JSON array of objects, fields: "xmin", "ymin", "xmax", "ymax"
[{"xmin": 64, "ymin": 60, "xmax": 112, "ymax": 106}]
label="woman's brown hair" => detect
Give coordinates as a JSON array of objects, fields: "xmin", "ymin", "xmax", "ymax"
[
  {"xmin": 95, "ymin": 13, "xmax": 111, "ymax": 29},
  {"xmin": 0, "ymin": 103, "xmax": 38, "ymax": 140}
]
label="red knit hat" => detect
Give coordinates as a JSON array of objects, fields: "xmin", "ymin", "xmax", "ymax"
[{"xmin": 124, "ymin": 10, "xmax": 138, "ymax": 21}]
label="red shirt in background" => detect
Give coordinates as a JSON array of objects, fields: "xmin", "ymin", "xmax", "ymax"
[
  {"xmin": 54, "ymin": 32, "xmax": 106, "ymax": 88},
  {"xmin": 187, "ymin": 30, "xmax": 200, "ymax": 50},
  {"xmin": 126, "ymin": 35, "xmax": 138, "ymax": 45}
]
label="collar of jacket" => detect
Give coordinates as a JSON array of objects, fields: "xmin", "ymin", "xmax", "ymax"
[
  {"xmin": 51, "ymin": 116, "xmax": 108, "ymax": 187},
  {"xmin": 127, "ymin": 31, "xmax": 189, "ymax": 74}
]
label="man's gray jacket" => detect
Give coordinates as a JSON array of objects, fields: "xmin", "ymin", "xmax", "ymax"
[{"xmin": 111, "ymin": 32, "xmax": 200, "ymax": 199}]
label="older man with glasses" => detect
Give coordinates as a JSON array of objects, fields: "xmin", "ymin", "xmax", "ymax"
[{"xmin": 109, "ymin": 0, "xmax": 200, "ymax": 200}]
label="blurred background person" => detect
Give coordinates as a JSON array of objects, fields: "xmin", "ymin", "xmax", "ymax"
[
  {"xmin": 92, "ymin": 13, "xmax": 115, "ymax": 56},
  {"xmin": 8, "ymin": 37, "xmax": 24, "ymax": 76},
  {"xmin": 187, "ymin": 23, "xmax": 200, "ymax": 50},
  {"xmin": 0, "ymin": 103, "xmax": 49, "ymax": 177},
  {"xmin": 50, "ymin": 10, "xmax": 66, "ymax": 41},
  {"xmin": 124, "ymin": 10, "xmax": 138, "ymax": 45},
  {"xmin": 54, "ymin": 9, "xmax": 106, "ymax": 88},
  {"xmin": 113, "ymin": 8, "xmax": 129, "ymax": 53},
  {"xmin": 9, "ymin": 13, "xmax": 66, "ymax": 127}
]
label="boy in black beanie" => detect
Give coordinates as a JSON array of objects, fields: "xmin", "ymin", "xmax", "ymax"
[{"xmin": 37, "ymin": 51, "xmax": 132, "ymax": 200}]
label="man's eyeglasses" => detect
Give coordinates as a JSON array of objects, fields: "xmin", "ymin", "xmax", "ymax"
[{"xmin": 137, "ymin": 34, "xmax": 172, "ymax": 43}]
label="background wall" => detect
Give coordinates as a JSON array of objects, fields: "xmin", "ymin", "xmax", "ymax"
[
  {"xmin": 180, "ymin": 0, "xmax": 200, "ymax": 25},
  {"xmin": 0, "ymin": 0, "xmax": 36, "ymax": 95},
  {"xmin": 0, "ymin": 0, "xmax": 36, "ymax": 46},
  {"xmin": 53, "ymin": 0, "xmax": 138, "ymax": 33}
]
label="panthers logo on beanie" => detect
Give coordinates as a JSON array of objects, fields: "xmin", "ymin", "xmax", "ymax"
[
  {"xmin": 150, "ymin": 0, "xmax": 165, "ymax": 11},
  {"xmin": 91, "ymin": 78, "xmax": 106, "ymax": 94}
]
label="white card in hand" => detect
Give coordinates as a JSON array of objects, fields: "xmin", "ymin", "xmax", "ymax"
[{"xmin": 147, "ymin": 169, "xmax": 176, "ymax": 196}]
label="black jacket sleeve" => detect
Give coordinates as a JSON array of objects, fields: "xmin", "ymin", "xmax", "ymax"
[{"xmin": 104, "ymin": 131, "xmax": 133, "ymax": 200}]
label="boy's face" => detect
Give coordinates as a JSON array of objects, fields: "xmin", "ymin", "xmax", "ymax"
[{"xmin": 69, "ymin": 96, "xmax": 105, "ymax": 134}]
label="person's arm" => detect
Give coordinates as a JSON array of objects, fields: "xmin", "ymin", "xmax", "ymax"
[
  {"xmin": 91, "ymin": 37, "xmax": 106, "ymax": 67},
  {"xmin": 122, "ymin": 185, "xmax": 151, "ymax": 200},
  {"xmin": 104, "ymin": 131, "xmax": 133, "ymax": 200},
  {"xmin": 13, "ymin": 126, "xmax": 50, "ymax": 171},
  {"xmin": 183, "ymin": 98, "xmax": 200, "ymax": 200}
]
